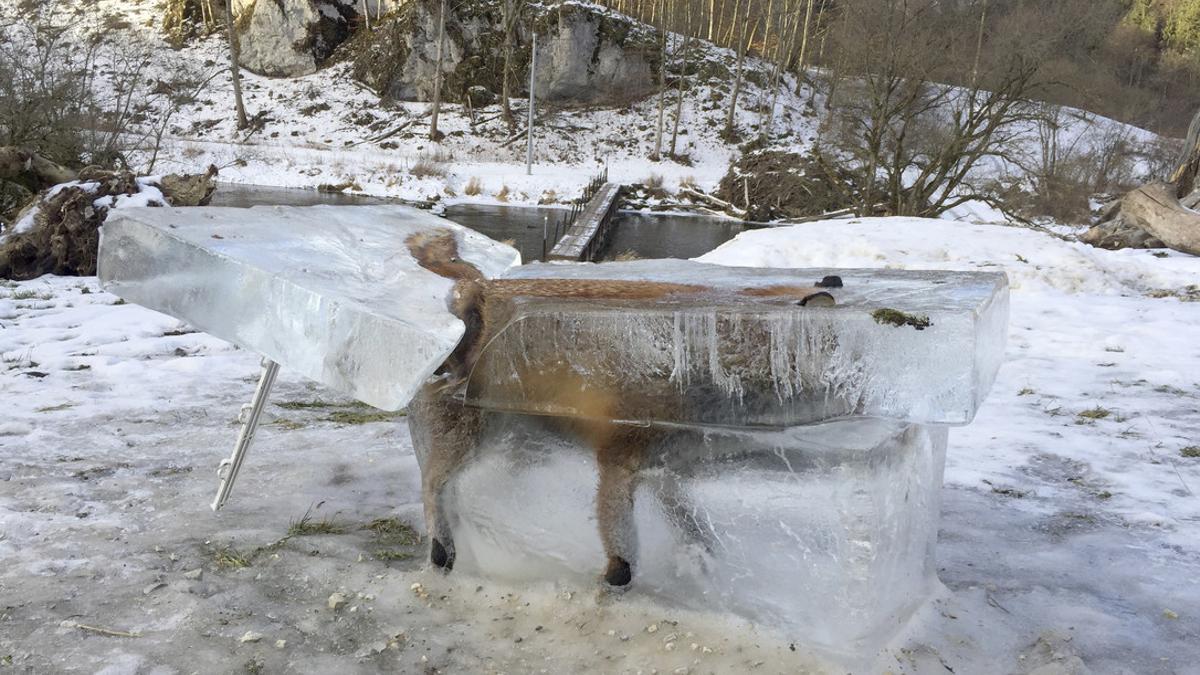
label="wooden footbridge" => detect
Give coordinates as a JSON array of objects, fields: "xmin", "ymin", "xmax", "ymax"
[{"xmin": 544, "ymin": 171, "xmax": 623, "ymax": 262}]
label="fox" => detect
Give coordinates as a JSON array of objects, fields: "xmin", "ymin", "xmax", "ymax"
[{"xmin": 405, "ymin": 229, "xmax": 838, "ymax": 588}]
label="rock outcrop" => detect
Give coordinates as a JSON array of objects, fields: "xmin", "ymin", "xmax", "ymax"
[
  {"xmin": 350, "ymin": 0, "xmax": 658, "ymax": 105},
  {"xmin": 235, "ymin": 0, "xmax": 362, "ymax": 77}
]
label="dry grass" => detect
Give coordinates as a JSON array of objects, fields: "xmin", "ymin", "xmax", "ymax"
[
  {"xmin": 614, "ymin": 250, "xmax": 642, "ymax": 261},
  {"xmin": 463, "ymin": 176, "xmax": 482, "ymax": 196},
  {"xmin": 287, "ymin": 510, "xmax": 346, "ymax": 537},
  {"xmin": 409, "ymin": 149, "xmax": 453, "ymax": 179},
  {"xmin": 643, "ymin": 173, "xmax": 664, "ymax": 189},
  {"xmin": 679, "ymin": 175, "xmax": 698, "ymax": 190},
  {"xmin": 496, "ymin": 184, "xmax": 511, "ymax": 202}
]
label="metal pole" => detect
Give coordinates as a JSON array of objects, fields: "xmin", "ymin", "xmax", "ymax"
[
  {"xmin": 211, "ymin": 358, "xmax": 280, "ymax": 511},
  {"xmin": 526, "ymin": 30, "xmax": 536, "ymax": 176},
  {"xmin": 542, "ymin": 214, "xmax": 548, "ymax": 261}
]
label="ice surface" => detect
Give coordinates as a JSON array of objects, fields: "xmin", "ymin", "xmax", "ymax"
[
  {"xmin": 469, "ymin": 259, "xmax": 1009, "ymax": 426},
  {"xmin": 416, "ymin": 412, "xmax": 949, "ymax": 655},
  {"xmin": 98, "ymin": 205, "xmax": 519, "ymax": 410}
]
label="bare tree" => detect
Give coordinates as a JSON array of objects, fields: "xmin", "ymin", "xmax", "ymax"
[
  {"xmin": 428, "ymin": 0, "xmax": 448, "ymax": 142},
  {"xmin": 224, "ymin": 0, "xmax": 249, "ymax": 129},
  {"xmin": 500, "ymin": 0, "xmax": 525, "ymax": 132},
  {"xmin": 723, "ymin": 8, "xmax": 757, "ymax": 139},
  {"xmin": 650, "ymin": 0, "xmax": 668, "ymax": 161},
  {"xmin": 821, "ymin": 0, "xmax": 1044, "ymax": 217}
]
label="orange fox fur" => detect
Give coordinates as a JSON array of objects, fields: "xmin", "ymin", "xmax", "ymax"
[{"xmin": 405, "ymin": 230, "xmax": 832, "ymax": 586}]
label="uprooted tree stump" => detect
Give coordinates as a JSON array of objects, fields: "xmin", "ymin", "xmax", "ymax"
[
  {"xmin": 1083, "ymin": 109, "xmax": 1200, "ymax": 256},
  {"xmin": 0, "ymin": 167, "xmax": 218, "ymax": 280}
]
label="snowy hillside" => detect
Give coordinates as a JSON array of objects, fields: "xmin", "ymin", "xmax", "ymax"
[
  {"xmin": 0, "ymin": 0, "xmax": 1168, "ymax": 215},
  {"xmin": 2, "ymin": 217, "xmax": 1197, "ymax": 672}
]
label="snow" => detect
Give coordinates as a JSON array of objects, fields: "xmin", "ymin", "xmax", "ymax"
[{"xmin": 3, "ymin": 217, "xmax": 1197, "ymax": 672}]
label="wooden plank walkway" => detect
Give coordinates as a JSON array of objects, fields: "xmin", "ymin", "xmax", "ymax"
[{"xmin": 547, "ymin": 183, "xmax": 623, "ymax": 261}]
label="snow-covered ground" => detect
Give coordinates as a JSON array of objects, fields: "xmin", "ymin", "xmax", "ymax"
[{"xmin": 2, "ymin": 217, "xmax": 1197, "ymax": 673}]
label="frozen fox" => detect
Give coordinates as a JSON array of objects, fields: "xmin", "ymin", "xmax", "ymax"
[{"xmin": 406, "ymin": 230, "xmax": 837, "ymax": 587}]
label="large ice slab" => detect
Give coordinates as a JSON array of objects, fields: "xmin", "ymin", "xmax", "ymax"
[
  {"xmin": 98, "ymin": 205, "xmax": 519, "ymax": 410},
  {"xmin": 417, "ymin": 412, "xmax": 948, "ymax": 657},
  {"xmin": 467, "ymin": 260, "xmax": 1008, "ymax": 426}
]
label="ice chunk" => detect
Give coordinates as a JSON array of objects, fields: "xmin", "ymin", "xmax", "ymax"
[
  {"xmin": 468, "ymin": 260, "xmax": 1008, "ymax": 426},
  {"xmin": 98, "ymin": 205, "xmax": 519, "ymax": 409},
  {"xmin": 417, "ymin": 412, "xmax": 948, "ymax": 656}
]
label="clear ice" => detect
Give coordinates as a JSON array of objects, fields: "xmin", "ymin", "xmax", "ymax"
[
  {"xmin": 98, "ymin": 205, "xmax": 520, "ymax": 409},
  {"xmin": 468, "ymin": 260, "xmax": 1009, "ymax": 426}
]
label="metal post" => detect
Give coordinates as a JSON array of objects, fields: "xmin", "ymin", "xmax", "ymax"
[
  {"xmin": 542, "ymin": 214, "xmax": 548, "ymax": 261},
  {"xmin": 211, "ymin": 358, "xmax": 280, "ymax": 511},
  {"xmin": 526, "ymin": 30, "xmax": 537, "ymax": 176}
]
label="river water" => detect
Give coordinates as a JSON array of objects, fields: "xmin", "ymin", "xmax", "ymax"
[{"xmin": 208, "ymin": 184, "xmax": 745, "ymax": 262}]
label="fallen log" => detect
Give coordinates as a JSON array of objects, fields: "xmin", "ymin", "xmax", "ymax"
[
  {"xmin": 0, "ymin": 147, "xmax": 77, "ymax": 191},
  {"xmin": 1118, "ymin": 182, "xmax": 1200, "ymax": 256},
  {"xmin": 679, "ymin": 186, "xmax": 747, "ymax": 218}
]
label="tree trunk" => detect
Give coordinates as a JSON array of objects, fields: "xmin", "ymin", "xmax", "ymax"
[
  {"xmin": 429, "ymin": 0, "xmax": 448, "ymax": 142},
  {"xmin": 669, "ymin": 36, "xmax": 690, "ymax": 157},
  {"xmin": 724, "ymin": 17, "xmax": 756, "ymax": 137},
  {"xmin": 0, "ymin": 147, "xmax": 78, "ymax": 190},
  {"xmin": 501, "ymin": 0, "xmax": 514, "ymax": 131},
  {"xmin": 225, "ymin": 0, "xmax": 249, "ymax": 129},
  {"xmin": 1170, "ymin": 108, "xmax": 1200, "ymax": 198},
  {"xmin": 651, "ymin": 5, "xmax": 668, "ymax": 161},
  {"xmin": 793, "ymin": 0, "xmax": 814, "ymax": 95}
]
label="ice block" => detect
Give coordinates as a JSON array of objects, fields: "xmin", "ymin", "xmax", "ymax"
[
  {"xmin": 98, "ymin": 205, "xmax": 520, "ymax": 410},
  {"xmin": 467, "ymin": 260, "xmax": 1009, "ymax": 427},
  {"xmin": 422, "ymin": 414, "xmax": 948, "ymax": 656},
  {"xmin": 414, "ymin": 259, "xmax": 1009, "ymax": 661}
]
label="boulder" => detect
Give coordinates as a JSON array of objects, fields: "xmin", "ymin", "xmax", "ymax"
[
  {"xmin": 236, "ymin": 0, "xmax": 360, "ymax": 77},
  {"xmin": 350, "ymin": 0, "xmax": 658, "ymax": 105}
]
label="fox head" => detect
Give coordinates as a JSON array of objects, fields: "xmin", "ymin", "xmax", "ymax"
[{"xmin": 406, "ymin": 230, "xmax": 484, "ymax": 282}]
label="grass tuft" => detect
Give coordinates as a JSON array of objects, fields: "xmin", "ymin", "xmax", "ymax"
[
  {"xmin": 214, "ymin": 547, "xmax": 251, "ymax": 569},
  {"xmin": 364, "ymin": 517, "xmax": 420, "ymax": 546},
  {"xmin": 1076, "ymin": 406, "xmax": 1111, "ymax": 421},
  {"xmin": 374, "ymin": 550, "xmax": 413, "ymax": 562},
  {"xmin": 1181, "ymin": 446, "xmax": 1200, "ymax": 458},
  {"xmin": 326, "ymin": 409, "xmax": 405, "ymax": 425},
  {"xmin": 463, "ymin": 176, "xmax": 482, "ymax": 196},
  {"xmin": 288, "ymin": 509, "xmax": 346, "ymax": 537}
]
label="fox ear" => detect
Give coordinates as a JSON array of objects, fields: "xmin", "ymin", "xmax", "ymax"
[{"xmin": 798, "ymin": 291, "xmax": 836, "ymax": 307}]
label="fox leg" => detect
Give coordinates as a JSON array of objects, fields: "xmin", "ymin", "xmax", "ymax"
[
  {"xmin": 410, "ymin": 384, "xmax": 481, "ymax": 572},
  {"xmin": 593, "ymin": 425, "xmax": 659, "ymax": 587}
]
